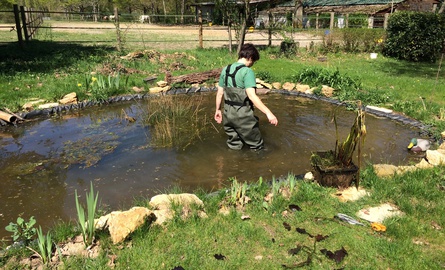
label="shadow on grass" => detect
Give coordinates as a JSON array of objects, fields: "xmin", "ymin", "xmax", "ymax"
[
  {"xmin": 374, "ymin": 57, "xmax": 441, "ymax": 79},
  {"xmin": 0, "ymin": 40, "xmax": 116, "ymax": 74}
]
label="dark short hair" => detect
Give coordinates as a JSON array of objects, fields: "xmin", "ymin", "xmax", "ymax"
[{"xmin": 238, "ymin": 43, "xmax": 260, "ymax": 62}]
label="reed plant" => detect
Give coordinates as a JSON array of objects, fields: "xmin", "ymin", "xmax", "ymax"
[
  {"xmin": 74, "ymin": 182, "xmax": 99, "ymax": 247},
  {"xmin": 35, "ymin": 226, "xmax": 53, "ymax": 265},
  {"xmin": 143, "ymin": 94, "xmax": 210, "ymax": 149}
]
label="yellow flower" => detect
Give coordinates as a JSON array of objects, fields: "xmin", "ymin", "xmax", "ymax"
[
  {"xmin": 92, "ymin": 77, "xmax": 97, "ymax": 82},
  {"xmin": 377, "ymin": 38, "xmax": 383, "ymax": 44},
  {"xmin": 77, "ymin": 83, "xmax": 82, "ymax": 87}
]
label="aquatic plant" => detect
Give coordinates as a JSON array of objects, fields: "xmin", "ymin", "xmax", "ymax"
[
  {"xmin": 74, "ymin": 182, "xmax": 99, "ymax": 247},
  {"xmin": 311, "ymin": 101, "xmax": 366, "ymax": 168},
  {"xmin": 144, "ymin": 94, "xmax": 211, "ymax": 149}
]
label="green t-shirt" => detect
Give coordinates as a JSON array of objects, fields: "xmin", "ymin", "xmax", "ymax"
[{"xmin": 218, "ymin": 63, "xmax": 256, "ymax": 89}]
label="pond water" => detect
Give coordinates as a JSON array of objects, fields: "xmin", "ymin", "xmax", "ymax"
[{"xmin": 0, "ymin": 92, "xmax": 421, "ymax": 240}]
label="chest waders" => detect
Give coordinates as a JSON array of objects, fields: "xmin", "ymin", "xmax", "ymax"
[{"xmin": 222, "ymin": 64, "xmax": 264, "ymax": 150}]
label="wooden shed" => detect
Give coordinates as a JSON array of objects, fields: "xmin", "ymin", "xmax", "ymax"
[{"xmin": 269, "ymin": 0, "xmax": 440, "ymax": 28}]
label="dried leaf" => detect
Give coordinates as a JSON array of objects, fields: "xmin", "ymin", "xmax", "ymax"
[
  {"xmin": 315, "ymin": 234, "xmax": 329, "ymax": 242},
  {"xmin": 172, "ymin": 266, "xmax": 185, "ymax": 270},
  {"xmin": 296, "ymin": 227, "xmax": 313, "ymax": 238},
  {"xmin": 320, "ymin": 247, "xmax": 348, "ymax": 263},
  {"xmin": 288, "ymin": 245, "xmax": 302, "ymax": 255},
  {"xmin": 283, "ymin": 222, "xmax": 291, "ymax": 231},
  {"xmin": 214, "ymin": 254, "xmax": 226, "ymax": 260}
]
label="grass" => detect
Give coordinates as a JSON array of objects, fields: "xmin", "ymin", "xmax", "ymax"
[
  {"xmin": 24, "ymin": 166, "xmax": 441, "ymax": 270},
  {"xmin": 1, "ymin": 28, "xmax": 445, "ymax": 269}
]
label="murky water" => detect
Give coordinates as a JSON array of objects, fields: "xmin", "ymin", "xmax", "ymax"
[{"xmin": 0, "ymin": 92, "xmax": 421, "ymax": 240}]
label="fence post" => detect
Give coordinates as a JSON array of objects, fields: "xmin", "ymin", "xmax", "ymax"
[
  {"xmin": 329, "ymin": 12, "xmax": 334, "ymax": 30},
  {"xmin": 198, "ymin": 9, "xmax": 203, "ymax": 49},
  {"xmin": 20, "ymin": 6, "xmax": 29, "ymax": 41},
  {"xmin": 13, "ymin": 4, "xmax": 24, "ymax": 48}
]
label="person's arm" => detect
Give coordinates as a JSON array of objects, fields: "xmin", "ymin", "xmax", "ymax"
[
  {"xmin": 246, "ymin": 87, "xmax": 278, "ymax": 126},
  {"xmin": 215, "ymin": 85, "xmax": 224, "ymax": 124}
]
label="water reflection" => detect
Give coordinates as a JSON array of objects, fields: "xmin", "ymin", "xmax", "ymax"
[{"xmin": 0, "ymin": 93, "xmax": 421, "ymax": 240}]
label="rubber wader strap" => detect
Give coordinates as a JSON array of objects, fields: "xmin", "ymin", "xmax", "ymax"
[{"xmin": 224, "ymin": 64, "xmax": 246, "ymax": 88}]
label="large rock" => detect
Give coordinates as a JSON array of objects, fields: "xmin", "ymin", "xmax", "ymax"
[
  {"xmin": 149, "ymin": 193, "xmax": 204, "ymax": 209},
  {"xmin": 295, "ymin": 83, "xmax": 310, "ymax": 92},
  {"xmin": 426, "ymin": 149, "xmax": 445, "ymax": 165},
  {"xmin": 373, "ymin": 164, "xmax": 398, "ymax": 177},
  {"xmin": 149, "ymin": 193, "xmax": 207, "ymax": 225},
  {"xmin": 321, "ymin": 85, "xmax": 335, "ymax": 97},
  {"xmin": 282, "ymin": 82, "xmax": 295, "ymax": 91},
  {"xmin": 95, "ymin": 207, "xmax": 155, "ymax": 244},
  {"xmin": 272, "ymin": 82, "xmax": 281, "ymax": 89}
]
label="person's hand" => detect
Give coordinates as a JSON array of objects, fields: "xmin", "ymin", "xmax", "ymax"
[
  {"xmin": 267, "ymin": 113, "xmax": 278, "ymax": 126},
  {"xmin": 215, "ymin": 110, "xmax": 222, "ymax": 124}
]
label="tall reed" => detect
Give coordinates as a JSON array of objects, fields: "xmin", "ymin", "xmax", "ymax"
[{"xmin": 144, "ymin": 94, "xmax": 210, "ymax": 149}]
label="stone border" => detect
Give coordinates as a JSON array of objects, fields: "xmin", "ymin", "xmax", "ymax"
[{"xmin": 5, "ymin": 87, "xmax": 429, "ymax": 134}]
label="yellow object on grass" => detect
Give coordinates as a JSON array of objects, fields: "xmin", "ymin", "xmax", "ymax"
[{"xmin": 371, "ymin": 222, "xmax": 386, "ymax": 232}]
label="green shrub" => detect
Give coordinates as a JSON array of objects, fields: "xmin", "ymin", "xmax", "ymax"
[
  {"xmin": 339, "ymin": 28, "xmax": 385, "ymax": 53},
  {"xmin": 383, "ymin": 11, "xmax": 445, "ymax": 62},
  {"xmin": 290, "ymin": 67, "xmax": 362, "ymax": 94}
]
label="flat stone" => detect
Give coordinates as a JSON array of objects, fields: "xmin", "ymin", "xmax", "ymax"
[
  {"xmin": 366, "ymin": 105, "xmax": 393, "ymax": 114},
  {"xmin": 334, "ymin": 186, "xmax": 370, "ymax": 202},
  {"xmin": 356, "ymin": 203, "xmax": 403, "ymax": 223},
  {"xmin": 38, "ymin": 103, "xmax": 59, "ymax": 109}
]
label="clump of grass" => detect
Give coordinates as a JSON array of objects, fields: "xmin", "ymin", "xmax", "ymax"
[
  {"xmin": 34, "ymin": 226, "xmax": 53, "ymax": 265},
  {"xmin": 143, "ymin": 94, "xmax": 211, "ymax": 149}
]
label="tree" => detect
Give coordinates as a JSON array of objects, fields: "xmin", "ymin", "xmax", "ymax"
[{"xmin": 214, "ymin": 0, "xmax": 239, "ymax": 52}]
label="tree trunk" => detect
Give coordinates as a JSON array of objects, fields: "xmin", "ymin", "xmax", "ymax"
[
  {"xmin": 237, "ymin": 0, "xmax": 250, "ymax": 54},
  {"xmin": 228, "ymin": 20, "xmax": 233, "ymax": 53}
]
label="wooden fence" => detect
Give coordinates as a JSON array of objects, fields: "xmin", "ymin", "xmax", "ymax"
[
  {"xmin": 1, "ymin": 5, "xmax": 387, "ymax": 51},
  {"xmin": 12, "ymin": 4, "xmax": 44, "ymax": 47}
]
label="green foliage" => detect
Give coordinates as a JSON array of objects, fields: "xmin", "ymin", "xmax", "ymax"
[
  {"xmin": 74, "ymin": 182, "xmax": 99, "ymax": 247},
  {"xmin": 341, "ymin": 28, "xmax": 386, "ymax": 53},
  {"xmin": 384, "ymin": 11, "xmax": 445, "ymax": 62},
  {"xmin": 290, "ymin": 67, "xmax": 362, "ymax": 95},
  {"xmin": 280, "ymin": 39, "xmax": 299, "ymax": 58},
  {"xmin": 255, "ymin": 70, "xmax": 274, "ymax": 82},
  {"xmin": 5, "ymin": 216, "xmax": 37, "ymax": 245},
  {"xmin": 36, "ymin": 226, "xmax": 53, "ymax": 265},
  {"xmin": 84, "ymin": 73, "xmax": 128, "ymax": 102}
]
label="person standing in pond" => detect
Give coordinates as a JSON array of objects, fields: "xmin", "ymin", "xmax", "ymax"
[{"xmin": 214, "ymin": 43, "xmax": 278, "ymax": 150}]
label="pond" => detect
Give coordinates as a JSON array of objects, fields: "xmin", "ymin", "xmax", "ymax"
[{"xmin": 0, "ymin": 92, "xmax": 422, "ymax": 240}]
